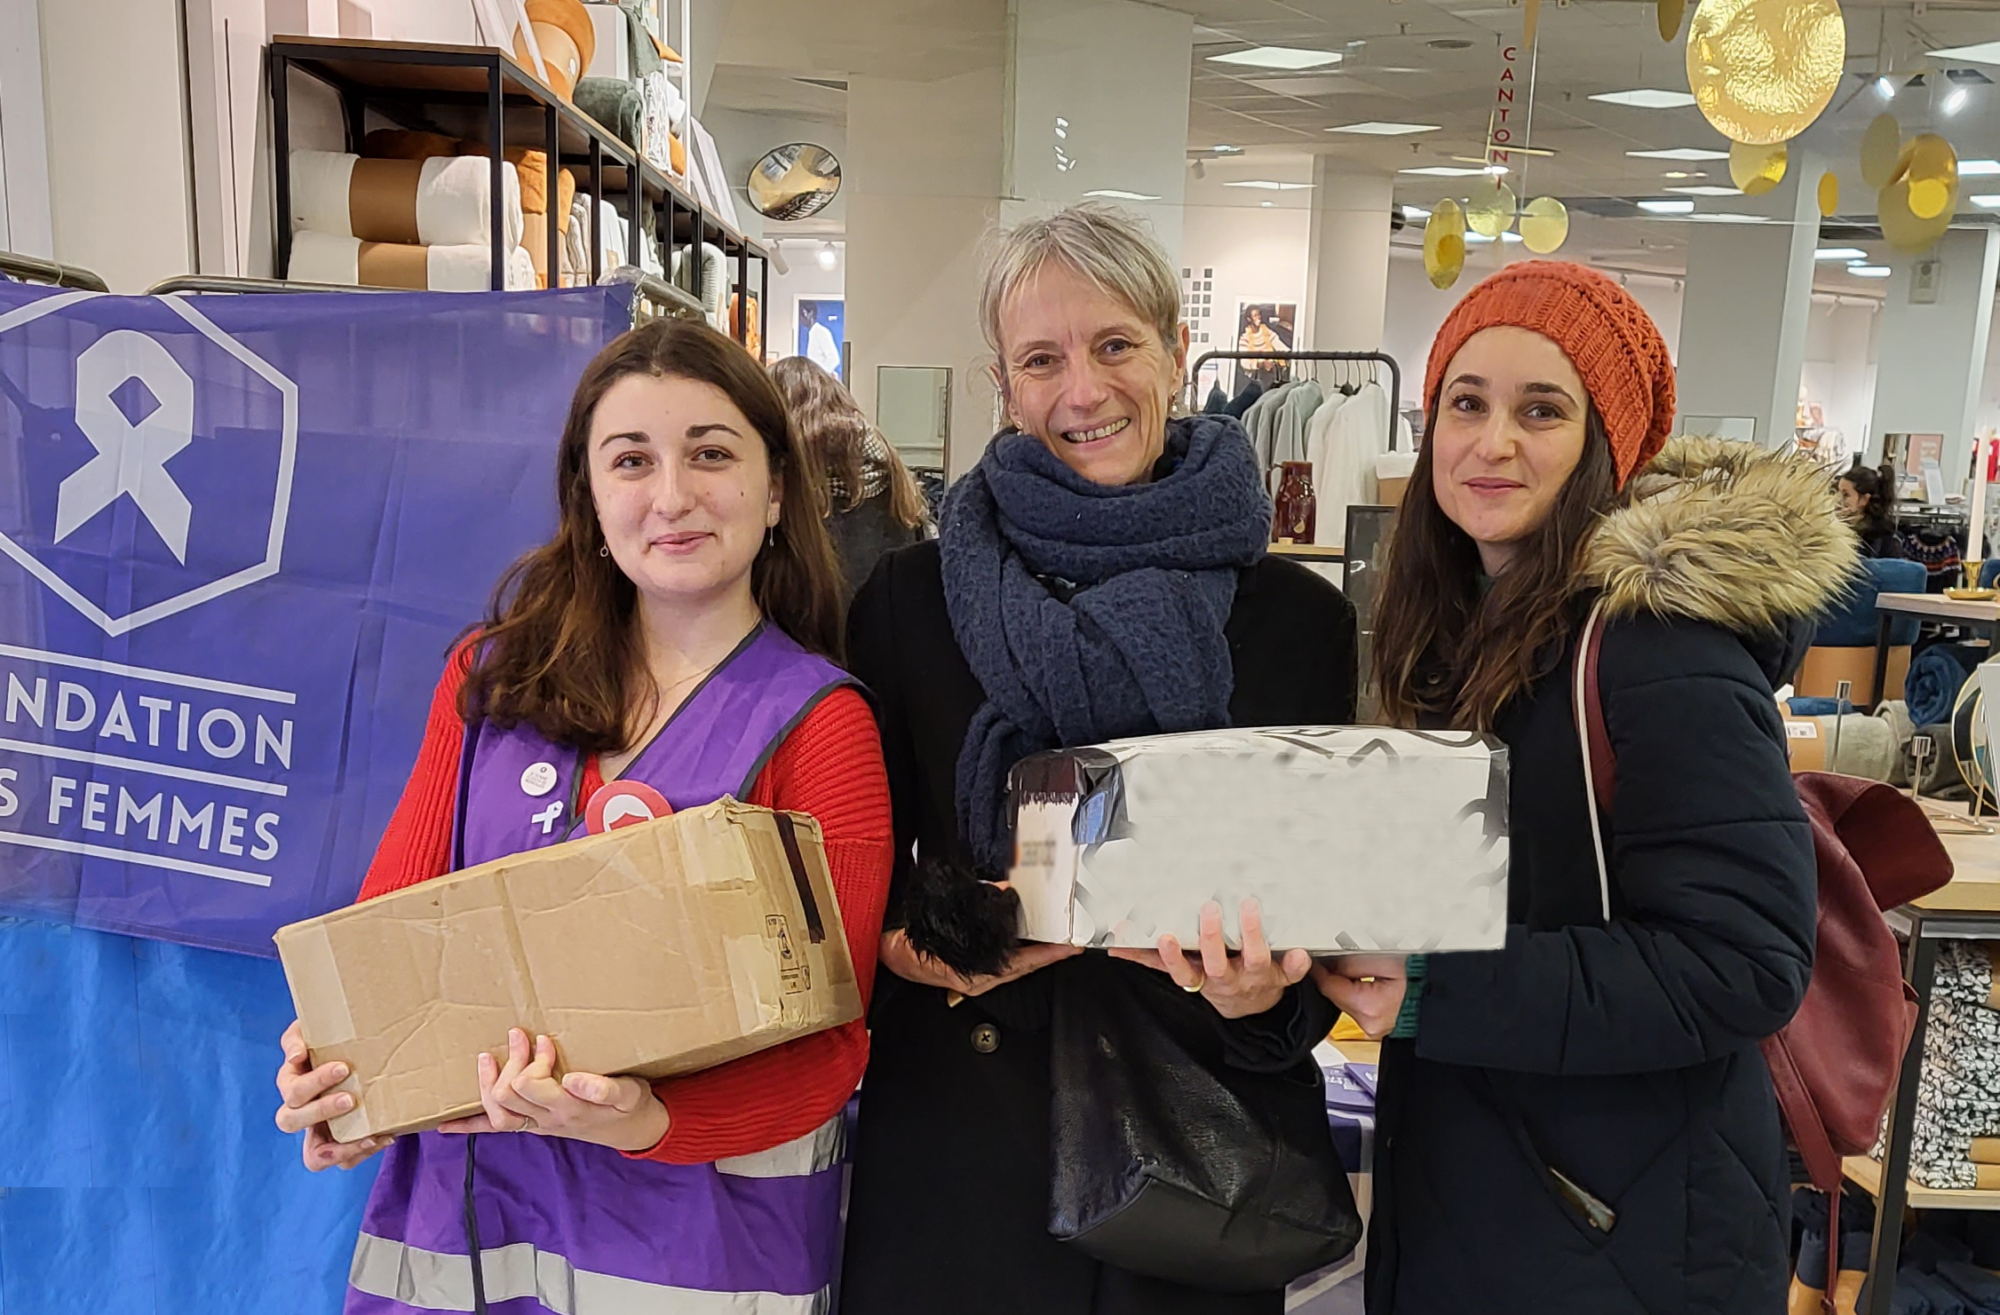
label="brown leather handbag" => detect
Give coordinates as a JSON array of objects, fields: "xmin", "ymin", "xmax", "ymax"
[{"xmin": 1572, "ymin": 598, "xmax": 1954, "ymax": 1311}]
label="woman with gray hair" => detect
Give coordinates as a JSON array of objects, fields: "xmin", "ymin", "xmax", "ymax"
[{"xmin": 837, "ymin": 205, "xmax": 1360, "ymax": 1313}]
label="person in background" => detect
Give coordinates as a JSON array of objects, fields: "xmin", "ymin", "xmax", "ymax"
[
  {"xmin": 1323, "ymin": 262, "xmax": 1843, "ymax": 1315},
  {"xmin": 836, "ymin": 204, "xmax": 1359, "ymax": 1315},
  {"xmin": 771, "ymin": 355, "xmax": 930, "ymax": 604},
  {"xmin": 274, "ymin": 319, "xmax": 892, "ymax": 1315},
  {"xmin": 1838, "ymin": 460, "xmax": 1904, "ymax": 559}
]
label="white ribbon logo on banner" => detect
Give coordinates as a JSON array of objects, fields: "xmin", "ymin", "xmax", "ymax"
[{"xmin": 55, "ymin": 330, "xmax": 197, "ymax": 561}]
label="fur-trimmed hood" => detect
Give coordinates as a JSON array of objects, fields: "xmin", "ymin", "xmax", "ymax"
[{"xmin": 1583, "ymin": 436, "xmax": 1858, "ymax": 633}]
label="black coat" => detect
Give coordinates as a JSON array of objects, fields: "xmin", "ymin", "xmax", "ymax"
[
  {"xmin": 826, "ymin": 491, "xmax": 926, "ymax": 606},
  {"xmin": 839, "ymin": 540, "xmax": 1360, "ymax": 1315},
  {"xmin": 1369, "ymin": 611, "xmax": 1820, "ymax": 1313}
]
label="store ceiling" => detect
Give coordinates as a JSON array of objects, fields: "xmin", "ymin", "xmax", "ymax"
[{"xmin": 710, "ymin": 0, "xmax": 2000, "ymax": 292}]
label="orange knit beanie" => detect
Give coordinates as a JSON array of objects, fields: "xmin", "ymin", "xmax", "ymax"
[{"xmin": 1422, "ymin": 261, "xmax": 1676, "ymax": 489}]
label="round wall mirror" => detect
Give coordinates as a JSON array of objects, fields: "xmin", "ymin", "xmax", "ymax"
[{"xmin": 747, "ymin": 143, "xmax": 842, "ymax": 221}]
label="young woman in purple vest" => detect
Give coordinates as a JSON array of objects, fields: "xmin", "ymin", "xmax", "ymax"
[
  {"xmin": 274, "ymin": 318, "xmax": 894, "ymax": 1315},
  {"xmin": 836, "ymin": 206, "xmax": 1360, "ymax": 1315}
]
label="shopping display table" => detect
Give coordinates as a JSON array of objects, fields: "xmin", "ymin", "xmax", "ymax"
[
  {"xmin": 1845, "ymin": 805, "xmax": 2000, "ymax": 1314},
  {"xmin": 1871, "ymin": 593, "xmax": 2000, "ymax": 709}
]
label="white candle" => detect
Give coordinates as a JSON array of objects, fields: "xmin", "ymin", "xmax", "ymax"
[{"xmin": 1969, "ymin": 435, "xmax": 1991, "ymax": 571}]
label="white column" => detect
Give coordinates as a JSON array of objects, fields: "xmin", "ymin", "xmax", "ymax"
[
  {"xmin": 1002, "ymin": 0, "xmax": 1192, "ymax": 259},
  {"xmin": 1868, "ymin": 227, "xmax": 2000, "ymax": 483},
  {"xmin": 1674, "ymin": 154, "xmax": 1822, "ymax": 448},
  {"xmin": 846, "ymin": 43, "xmax": 1006, "ymax": 480},
  {"xmin": 1302, "ymin": 161, "xmax": 1393, "ymax": 354},
  {"xmin": 0, "ymin": 0, "xmax": 53, "ymax": 257},
  {"xmin": 37, "ymin": 0, "xmax": 195, "ymax": 290}
]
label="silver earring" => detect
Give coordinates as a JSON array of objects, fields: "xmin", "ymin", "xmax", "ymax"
[
  {"xmin": 599, "ymin": 545, "xmax": 609, "ymax": 557},
  {"xmin": 766, "ymin": 525, "xmax": 775, "ymax": 548}
]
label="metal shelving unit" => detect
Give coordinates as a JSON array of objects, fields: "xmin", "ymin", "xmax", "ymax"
[{"xmin": 267, "ymin": 37, "xmax": 767, "ymax": 345}]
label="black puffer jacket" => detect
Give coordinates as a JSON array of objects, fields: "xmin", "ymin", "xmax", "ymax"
[{"xmin": 1370, "ymin": 439, "xmax": 1853, "ymax": 1315}]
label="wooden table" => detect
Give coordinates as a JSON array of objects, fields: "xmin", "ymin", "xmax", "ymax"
[
  {"xmin": 1872, "ymin": 592, "xmax": 2000, "ymax": 710},
  {"xmin": 1849, "ymin": 805, "xmax": 2000, "ymax": 1313}
]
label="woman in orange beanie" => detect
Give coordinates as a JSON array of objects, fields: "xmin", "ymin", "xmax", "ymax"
[{"xmin": 1316, "ymin": 262, "xmax": 1856, "ymax": 1314}]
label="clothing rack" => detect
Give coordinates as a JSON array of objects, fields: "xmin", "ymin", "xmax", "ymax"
[{"xmin": 1188, "ymin": 349, "xmax": 1401, "ymax": 451}]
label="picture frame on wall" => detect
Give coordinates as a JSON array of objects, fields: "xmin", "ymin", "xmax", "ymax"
[
  {"xmin": 1234, "ymin": 300, "xmax": 1297, "ymax": 392},
  {"xmin": 796, "ymin": 296, "xmax": 845, "ymax": 381}
]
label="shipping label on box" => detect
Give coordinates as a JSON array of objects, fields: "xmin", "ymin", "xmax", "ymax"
[
  {"xmin": 275, "ymin": 798, "xmax": 861, "ymax": 1142},
  {"xmin": 1009, "ymin": 727, "xmax": 1509, "ymax": 954}
]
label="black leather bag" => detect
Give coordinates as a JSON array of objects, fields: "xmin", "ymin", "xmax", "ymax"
[{"xmin": 1047, "ymin": 965, "xmax": 1362, "ymax": 1293}]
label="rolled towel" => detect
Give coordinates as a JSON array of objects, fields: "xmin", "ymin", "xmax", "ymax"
[
  {"xmin": 287, "ymin": 231, "xmax": 537, "ymax": 291},
  {"xmin": 1908, "ymin": 645, "xmax": 1977, "ymax": 729},
  {"xmin": 290, "ymin": 150, "xmax": 524, "ymax": 250}
]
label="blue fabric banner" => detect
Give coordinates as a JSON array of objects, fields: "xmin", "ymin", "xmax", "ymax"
[
  {"xmin": 0, "ymin": 913, "xmax": 376, "ymax": 1315},
  {"xmin": 0, "ymin": 282, "xmax": 633, "ymax": 955}
]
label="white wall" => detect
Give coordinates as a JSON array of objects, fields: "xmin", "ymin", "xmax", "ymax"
[
  {"xmin": 0, "ymin": 0, "xmax": 52, "ymax": 257},
  {"xmin": 1801, "ymin": 300, "xmax": 1880, "ymax": 468},
  {"xmin": 40, "ymin": 0, "xmax": 195, "ymax": 290},
  {"xmin": 766, "ymin": 241, "xmax": 844, "ymax": 362},
  {"xmin": 845, "ymin": 46, "xmax": 1006, "ymax": 479}
]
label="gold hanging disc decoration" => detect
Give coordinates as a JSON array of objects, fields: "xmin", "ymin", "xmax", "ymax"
[
  {"xmin": 1728, "ymin": 139, "xmax": 1789, "ymax": 194},
  {"xmin": 1466, "ymin": 176, "xmax": 1518, "ymax": 238},
  {"xmin": 1817, "ymin": 171, "xmax": 1839, "ymax": 216},
  {"xmin": 1901, "ymin": 133, "xmax": 1959, "ymax": 220},
  {"xmin": 1686, "ymin": 0, "xmax": 1847, "ymax": 145},
  {"xmin": 1879, "ymin": 175, "xmax": 1954, "ymax": 254},
  {"xmin": 1860, "ymin": 113, "xmax": 1902, "ymax": 189},
  {"xmin": 1519, "ymin": 196, "xmax": 1570, "ymax": 254},
  {"xmin": 1658, "ymin": 0, "xmax": 1687, "ymax": 42},
  {"xmin": 1424, "ymin": 201, "xmax": 1468, "ymax": 290}
]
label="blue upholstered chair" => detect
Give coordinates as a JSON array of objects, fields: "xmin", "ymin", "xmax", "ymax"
[{"xmin": 1796, "ymin": 557, "xmax": 1928, "ymax": 702}]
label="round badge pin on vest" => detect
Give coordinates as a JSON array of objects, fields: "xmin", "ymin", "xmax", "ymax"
[
  {"xmin": 520, "ymin": 761, "xmax": 559, "ymax": 798},
  {"xmin": 584, "ymin": 781, "xmax": 673, "ymax": 834}
]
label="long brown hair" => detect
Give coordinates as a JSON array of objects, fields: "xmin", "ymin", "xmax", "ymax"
[
  {"xmin": 768, "ymin": 356, "xmax": 929, "ymax": 528},
  {"xmin": 1374, "ymin": 407, "xmax": 1619, "ymax": 730},
  {"xmin": 459, "ymin": 319, "xmax": 846, "ymax": 751}
]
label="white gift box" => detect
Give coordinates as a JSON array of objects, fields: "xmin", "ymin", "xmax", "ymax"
[{"xmin": 1007, "ymin": 726, "xmax": 1510, "ymax": 954}]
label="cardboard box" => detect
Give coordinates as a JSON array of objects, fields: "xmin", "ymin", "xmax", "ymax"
[
  {"xmin": 1008, "ymin": 726, "xmax": 1509, "ymax": 954},
  {"xmin": 276, "ymin": 798, "xmax": 860, "ymax": 1143}
]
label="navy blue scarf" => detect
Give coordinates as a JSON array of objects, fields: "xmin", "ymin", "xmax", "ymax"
[{"xmin": 941, "ymin": 414, "xmax": 1272, "ymax": 871}]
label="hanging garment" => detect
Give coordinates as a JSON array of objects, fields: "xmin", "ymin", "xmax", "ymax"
[
  {"xmin": 1223, "ymin": 378, "xmax": 1264, "ymax": 420},
  {"xmin": 1203, "ymin": 381, "xmax": 1229, "ymax": 415},
  {"xmin": 1306, "ymin": 381, "xmax": 1407, "ymax": 550},
  {"xmin": 349, "ymin": 625, "xmax": 857, "ymax": 1315},
  {"xmin": 1240, "ymin": 380, "xmax": 1296, "ymax": 474},
  {"xmin": 1269, "ymin": 380, "xmax": 1324, "ymax": 472}
]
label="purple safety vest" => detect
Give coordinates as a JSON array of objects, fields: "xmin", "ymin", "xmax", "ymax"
[{"xmin": 347, "ymin": 623, "xmax": 855, "ymax": 1315}]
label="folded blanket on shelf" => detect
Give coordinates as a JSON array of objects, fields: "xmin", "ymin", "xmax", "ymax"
[
  {"xmin": 640, "ymin": 72, "xmax": 687, "ymax": 174},
  {"xmin": 1873, "ymin": 941, "xmax": 2000, "ymax": 1190},
  {"xmin": 575, "ymin": 77, "xmax": 642, "ymax": 149},
  {"xmin": 362, "ymin": 129, "xmax": 458, "ymax": 161},
  {"xmin": 291, "ymin": 150, "xmax": 525, "ymax": 250},
  {"xmin": 289, "ymin": 231, "xmax": 535, "ymax": 292},
  {"xmin": 453, "ymin": 145, "xmax": 576, "ymax": 223}
]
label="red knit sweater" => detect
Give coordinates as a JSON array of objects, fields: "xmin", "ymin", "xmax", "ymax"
[{"xmin": 356, "ymin": 647, "xmax": 892, "ymax": 1163}]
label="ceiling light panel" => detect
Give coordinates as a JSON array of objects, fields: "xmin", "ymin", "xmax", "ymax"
[
  {"xmin": 1815, "ymin": 247, "xmax": 1867, "ymax": 259},
  {"xmin": 1223, "ymin": 180, "xmax": 1313, "ymax": 190},
  {"xmin": 1974, "ymin": 195, "xmax": 2000, "ymax": 208},
  {"xmin": 1082, "ymin": 189, "xmax": 1161, "ymax": 201},
  {"xmin": 1664, "ymin": 186, "xmax": 1742, "ymax": 196},
  {"xmin": 1961, "ymin": 160, "xmax": 2000, "ymax": 176},
  {"xmin": 1328, "ymin": 122, "xmax": 1440, "ymax": 135},
  {"xmin": 1400, "ymin": 165, "xmax": 1487, "ymax": 177},
  {"xmin": 1590, "ymin": 89, "xmax": 1699, "ymax": 109},
  {"xmin": 1931, "ymin": 42, "xmax": 2000, "ymax": 65},
  {"xmin": 1207, "ymin": 46, "xmax": 1344, "ymax": 71},
  {"xmin": 1627, "ymin": 148, "xmax": 1733, "ymax": 160},
  {"xmin": 1849, "ymin": 265, "xmax": 1893, "ymax": 277},
  {"xmin": 1638, "ymin": 199, "xmax": 1696, "ymax": 213}
]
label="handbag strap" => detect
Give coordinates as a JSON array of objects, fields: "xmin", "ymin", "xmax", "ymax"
[{"xmin": 1573, "ymin": 594, "xmax": 1615, "ymax": 923}]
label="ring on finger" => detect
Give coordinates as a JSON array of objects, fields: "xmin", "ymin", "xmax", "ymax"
[{"xmin": 1182, "ymin": 979, "xmax": 1205, "ymax": 993}]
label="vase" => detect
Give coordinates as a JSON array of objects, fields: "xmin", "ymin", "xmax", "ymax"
[{"xmin": 1272, "ymin": 461, "xmax": 1317, "ymax": 545}]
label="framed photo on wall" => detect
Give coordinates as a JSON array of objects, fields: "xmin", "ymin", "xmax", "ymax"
[
  {"xmin": 795, "ymin": 296, "xmax": 845, "ymax": 381},
  {"xmin": 1234, "ymin": 300, "xmax": 1297, "ymax": 392}
]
